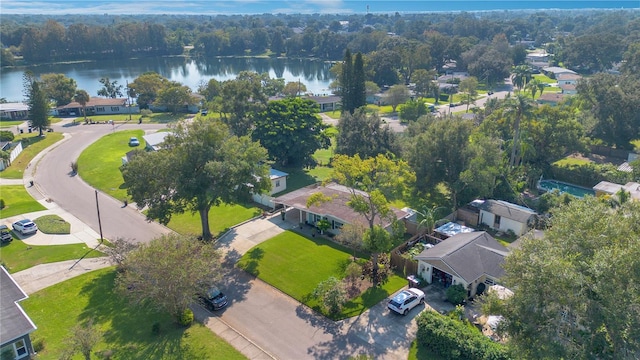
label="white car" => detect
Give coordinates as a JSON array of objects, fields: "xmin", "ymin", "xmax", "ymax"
[
  {"xmin": 12, "ymin": 219, "xmax": 38, "ymax": 235},
  {"xmin": 387, "ymin": 288, "xmax": 425, "ymax": 315}
]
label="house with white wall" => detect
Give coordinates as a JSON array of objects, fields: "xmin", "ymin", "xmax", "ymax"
[
  {"xmin": 0, "ymin": 266, "xmax": 37, "ymax": 359},
  {"xmin": 414, "ymin": 231, "xmax": 508, "ymax": 298},
  {"xmin": 472, "ymin": 199, "xmax": 537, "ymax": 236}
]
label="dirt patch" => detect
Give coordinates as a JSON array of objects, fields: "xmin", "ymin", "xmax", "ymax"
[
  {"xmin": 343, "ymin": 277, "xmax": 373, "ymax": 299},
  {"xmin": 567, "ymin": 152, "xmax": 624, "ymax": 165}
]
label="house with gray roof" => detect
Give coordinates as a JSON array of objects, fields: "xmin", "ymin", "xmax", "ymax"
[
  {"xmin": 274, "ymin": 182, "xmax": 409, "ymax": 235},
  {"xmin": 0, "ymin": 266, "xmax": 37, "ymax": 359},
  {"xmin": 471, "ymin": 199, "xmax": 537, "ymax": 236},
  {"xmin": 414, "ymin": 231, "xmax": 508, "ymax": 298},
  {"xmin": 142, "ymin": 131, "xmax": 169, "ymax": 151}
]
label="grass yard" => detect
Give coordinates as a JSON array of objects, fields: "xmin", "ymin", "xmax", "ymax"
[
  {"xmin": 0, "ymin": 185, "xmax": 46, "ymax": 219},
  {"xmin": 77, "ymin": 130, "xmax": 145, "ymax": 201},
  {"xmin": 0, "ymin": 241, "xmax": 104, "ymax": 273},
  {"xmin": 553, "ymin": 156, "xmax": 591, "ymax": 167},
  {"xmin": 165, "ymin": 203, "xmax": 261, "ymax": 237},
  {"xmin": 0, "ymin": 132, "xmax": 64, "ymax": 179},
  {"xmin": 79, "ymin": 112, "xmax": 190, "ymax": 124},
  {"xmin": 33, "ymin": 214, "xmax": 70, "ymax": 234},
  {"xmin": 237, "ymin": 230, "xmax": 406, "ymax": 320},
  {"xmin": 0, "ymin": 120, "xmax": 24, "ymax": 128},
  {"xmin": 21, "ymin": 268, "xmax": 246, "ymax": 360}
]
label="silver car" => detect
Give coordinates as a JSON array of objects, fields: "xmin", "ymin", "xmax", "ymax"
[
  {"xmin": 12, "ymin": 219, "xmax": 38, "ymax": 235},
  {"xmin": 387, "ymin": 288, "xmax": 425, "ymax": 315}
]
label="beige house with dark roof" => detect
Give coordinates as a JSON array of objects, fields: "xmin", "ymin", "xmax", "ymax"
[
  {"xmin": 414, "ymin": 231, "xmax": 508, "ymax": 298},
  {"xmin": 274, "ymin": 183, "xmax": 409, "ymax": 235},
  {"xmin": 56, "ymin": 97, "xmax": 139, "ymax": 117}
]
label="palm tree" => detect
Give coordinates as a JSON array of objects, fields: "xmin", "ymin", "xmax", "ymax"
[
  {"xmin": 505, "ymin": 94, "xmax": 534, "ymax": 168},
  {"xmin": 526, "ymin": 78, "xmax": 546, "ymax": 99},
  {"xmin": 415, "ymin": 205, "xmax": 448, "ymax": 236},
  {"xmin": 73, "ymin": 90, "xmax": 90, "ymax": 123},
  {"xmin": 511, "ymin": 65, "xmax": 532, "ymax": 92}
]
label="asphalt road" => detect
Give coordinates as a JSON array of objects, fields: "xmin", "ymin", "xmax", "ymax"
[{"xmin": 31, "ymin": 120, "xmax": 172, "ymax": 243}]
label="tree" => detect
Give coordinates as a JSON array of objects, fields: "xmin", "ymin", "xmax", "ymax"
[
  {"xmin": 412, "ymin": 69, "xmax": 436, "ymax": 98},
  {"xmin": 73, "ymin": 89, "xmax": 90, "ymax": 121},
  {"xmin": 121, "ymin": 118, "xmax": 270, "ymax": 240},
  {"xmin": 511, "ymin": 65, "xmax": 532, "ymax": 92},
  {"xmin": 40, "ymin": 73, "xmax": 77, "ymax": 106},
  {"xmin": 458, "ymin": 76, "xmax": 478, "ymax": 113},
  {"xmin": 336, "ymin": 108, "xmax": 399, "ymax": 158},
  {"xmin": 340, "ymin": 50, "xmax": 366, "ymax": 114},
  {"xmin": 525, "ymin": 78, "xmax": 545, "ymax": 99},
  {"xmin": 253, "ymin": 97, "xmax": 329, "ymax": 167},
  {"xmin": 23, "ymin": 73, "xmax": 50, "ymax": 136},
  {"xmin": 313, "ymin": 276, "xmax": 348, "ymax": 316},
  {"xmin": 156, "ymin": 83, "xmax": 194, "ymax": 114},
  {"xmin": 60, "ymin": 319, "xmax": 102, "ymax": 360},
  {"xmin": 501, "ymin": 198, "xmax": 640, "ymax": 359},
  {"xmin": 385, "ymin": 84, "xmax": 410, "ymax": 112},
  {"xmin": 505, "ymin": 93, "xmax": 534, "ymax": 168},
  {"xmin": 335, "ymin": 222, "xmax": 366, "ymax": 259},
  {"xmin": 329, "ymin": 154, "xmax": 415, "ymax": 285},
  {"xmin": 415, "ymin": 205, "xmax": 447, "ymax": 236},
  {"xmin": 129, "ymin": 72, "xmax": 168, "ymax": 108},
  {"xmin": 399, "ymin": 99, "xmax": 428, "ymax": 122},
  {"xmin": 115, "ymin": 233, "xmax": 223, "ymax": 321},
  {"xmin": 282, "ymin": 81, "xmax": 306, "ymax": 97},
  {"xmin": 97, "ymin": 77, "xmax": 123, "ymax": 98},
  {"xmin": 216, "ymin": 71, "xmax": 269, "ymax": 136}
]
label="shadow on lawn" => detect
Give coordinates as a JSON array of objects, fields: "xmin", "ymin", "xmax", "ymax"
[
  {"xmin": 76, "ymin": 270, "xmax": 198, "ymax": 359},
  {"xmin": 236, "ymin": 247, "xmax": 263, "ymax": 277}
]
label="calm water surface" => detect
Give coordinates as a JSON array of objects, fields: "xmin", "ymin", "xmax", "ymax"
[{"xmin": 0, "ymin": 57, "xmax": 335, "ymax": 102}]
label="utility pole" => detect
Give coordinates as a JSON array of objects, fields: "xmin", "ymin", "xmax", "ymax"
[
  {"xmin": 126, "ymin": 80, "xmax": 132, "ymax": 121},
  {"xmin": 95, "ymin": 190, "xmax": 104, "ymax": 243}
]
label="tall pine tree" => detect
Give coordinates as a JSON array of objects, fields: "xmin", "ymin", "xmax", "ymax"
[
  {"xmin": 352, "ymin": 52, "xmax": 366, "ymax": 110},
  {"xmin": 341, "ymin": 49, "xmax": 353, "ymax": 114},
  {"xmin": 24, "ymin": 72, "xmax": 50, "ymax": 136}
]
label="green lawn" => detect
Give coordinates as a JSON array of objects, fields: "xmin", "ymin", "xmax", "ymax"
[
  {"xmin": 0, "ymin": 120, "xmax": 24, "ymax": 128},
  {"xmin": 237, "ymin": 230, "xmax": 406, "ymax": 319},
  {"xmin": 165, "ymin": 203, "xmax": 261, "ymax": 237},
  {"xmin": 0, "ymin": 132, "xmax": 64, "ymax": 179},
  {"xmin": 84, "ymin": 112, "xmax": 189, "ymax": 124},
  {"xmin": 553, "ymin": 157, "xmax": 591, "ymax": 167},
  {"xmin": 0, "ymin": 185, "xmax": 46, "ymax": 219},
  {"xmin": 0, "ymin": 241, "xmax": 104, "ymax": 273},
  {"xmin": 22, "ymin": 268, "xmax": 247, "ymax": 360},
  {"xmin": 33, "ymin": 214, "xmax": 71, "ymax": 234},
  {"xmin": 632, "ymin": 139, "xmax": 640, "ymax": 152},
  {"xmin": 77, "ymin": 130, "xmax": 145, "ymax": 201}
]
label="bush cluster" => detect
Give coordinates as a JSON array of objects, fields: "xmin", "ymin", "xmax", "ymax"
[
  {"xmin": 446, "ymin": 284, "xmax": 467, "ymax": 305},
  {"xmin": 178, "ymin": 309, "xmax": 193, "ymax": 327},
  {"xmin": 551, "ymin": 162, "xmax": 632, "ymax": 188},
  {"xmin": 416, "ymin": 310, "xmax": 510, "ymax": 360}
]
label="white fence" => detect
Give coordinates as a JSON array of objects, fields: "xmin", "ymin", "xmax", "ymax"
[
  {"xmin": 0, "ymin": 142, "xmax": 23, "ymax": 171},
  {"xmin": 252, "ymin": 193, "xmax": 275, "ymax": 209}
]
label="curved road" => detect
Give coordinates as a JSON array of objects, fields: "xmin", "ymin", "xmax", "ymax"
[{"xmin": 31, "ymin": 120, "xmax": 171, "ymax": 243}]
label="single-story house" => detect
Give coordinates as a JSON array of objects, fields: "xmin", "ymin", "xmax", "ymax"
[
  {"xmin": 525, "ymin": 52, "xmax": 550, "ymax": 64},
  {"xmin": 274, "ymin": 182, "xmax": 409, "ymax": 235},
  {"xmin": 559, "ymin": 83, "xmax": 577, "ymax": 94},
  {"xmin": 0, "ymin": 103, "xmax": 29, "ymax": 120},
  {"xmin": 56, "ymin": 97, "xmax": 139, "ymax": 117},
  {"xmin": 542, "ymin": 66, "xmax": 577, "ymax": 78},
  {"xmin": 556, "ymin": 73, "xmax": 581, "ymax": 85},
  {"xmin": 593, "ymin": 181, "xmax": 640, "ymax": 202},
  {"xmin": 149, "ymin": 94, "xmax": 203, "ymax": 114},
  {"xmin": 142, "ymin": 131, "xmax": 169, "ymax": 151},
  {"xmin": 472, "ymin": 199, "xmax": 537, "ymax": 236},
  {"xmin": 0, "ymin": 266, "xmax": 37, "ymax": 359},
  {"xmin": 267, "ymin": 168, "xmax": 288, "ymax": 195},
  {"xmin": 367, "ymin": 93, "xmax": 388, "ymax": 106},
  {"xmin": 414, "ymin": 231, "xmax": 508, "ymax": 298},
  {"xmin": 536, "ymin": 93, "xmax": 567, "ymax": 105},
  {"xmin": 304, "ymin": 95, "xmax": 341, "ymax": 112}
]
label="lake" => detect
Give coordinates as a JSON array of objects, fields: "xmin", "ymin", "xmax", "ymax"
[{"xmin": 0, "ymin": 57, "xmax": 335, "ymax": 102}]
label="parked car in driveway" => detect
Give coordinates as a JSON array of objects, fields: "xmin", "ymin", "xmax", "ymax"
[
  {"xmin": 388, "ymin": 288, "xmax": 425, "ymax": 315},
  {"xmin": 0, "ymin": 225, "xmax": 13, "ymax": 243},
  {"xmin": 12, "ymin": 219, "xmax": 38, "ymax": 235},
  {"xmin": 199, "ymin": 286, "xmax": 228, "ymax": 311},
  {"xmin": 128, "ymin": 137, "xmax": 140, "ymax": 147}
]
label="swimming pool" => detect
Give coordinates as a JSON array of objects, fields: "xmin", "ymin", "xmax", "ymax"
[{"xmin": 537, "ymin": 180, "xmax": 595, "ymax": 198}]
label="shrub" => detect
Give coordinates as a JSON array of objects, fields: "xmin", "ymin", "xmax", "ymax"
[
  {"xmin": 0, "ymin": 199, "xmax": 4, "ymax": 209},
  {"xmin": 0, "ymin": 130, "xmax": 14, "ymax": 142},
  {"xmin": 151, "ymin": 322, "xmax": 161, "ymax": 335},
  {"xmin": 416, "ymin": 310, "xmax": 509, "ymax": 360},
  {"xmin": 178, "ymin": 308, "xmax": 193, "ymax": 327},
  {"xmin": 313, "ymin": 276, "xmax": 348, "ymax": 316},
  {"xmin": 446, "ymin": 284, "xmax": 467, "ymax": 305},
  {"xmin": 32, "ymin": 338, "xmax": 46, "ymax": 352}
]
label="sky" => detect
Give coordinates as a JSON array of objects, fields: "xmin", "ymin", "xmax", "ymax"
[{"xmin": 1, "ymin": 0, "xmax": 638, "ymax": 15}]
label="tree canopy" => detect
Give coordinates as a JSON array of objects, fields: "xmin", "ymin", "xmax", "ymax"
[
  {"xmin": 121, "ymin": 118, "xmax": 270, "ymax": 240},
  {"xmin": 252, "ymin": 97, "xmax": 330, "ymax": 167},
  {"xmin": 502, "ymin": 197, "xmax": 640, "ymax": 359},
  {"xmin": 23, "ymin": 73, "xmax": 50, "ymax": 136}
]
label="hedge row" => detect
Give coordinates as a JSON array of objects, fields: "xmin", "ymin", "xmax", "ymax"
[
  {"xmin": 416, "ymin": 310, "xmax": 510, "ymax": 360},
  {"xmin": 551, "ymin": 163, "xmax": 632, "ymax": 188}
]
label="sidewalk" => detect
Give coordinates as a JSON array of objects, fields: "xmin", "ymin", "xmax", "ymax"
[{"xmin": 11, "ymin": 257, "xmax": 112, "ymax": 294}]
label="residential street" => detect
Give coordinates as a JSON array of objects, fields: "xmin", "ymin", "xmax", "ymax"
[{"xmin": 19, "ymin": 117, "xmax": 451, "ymax": 359}]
